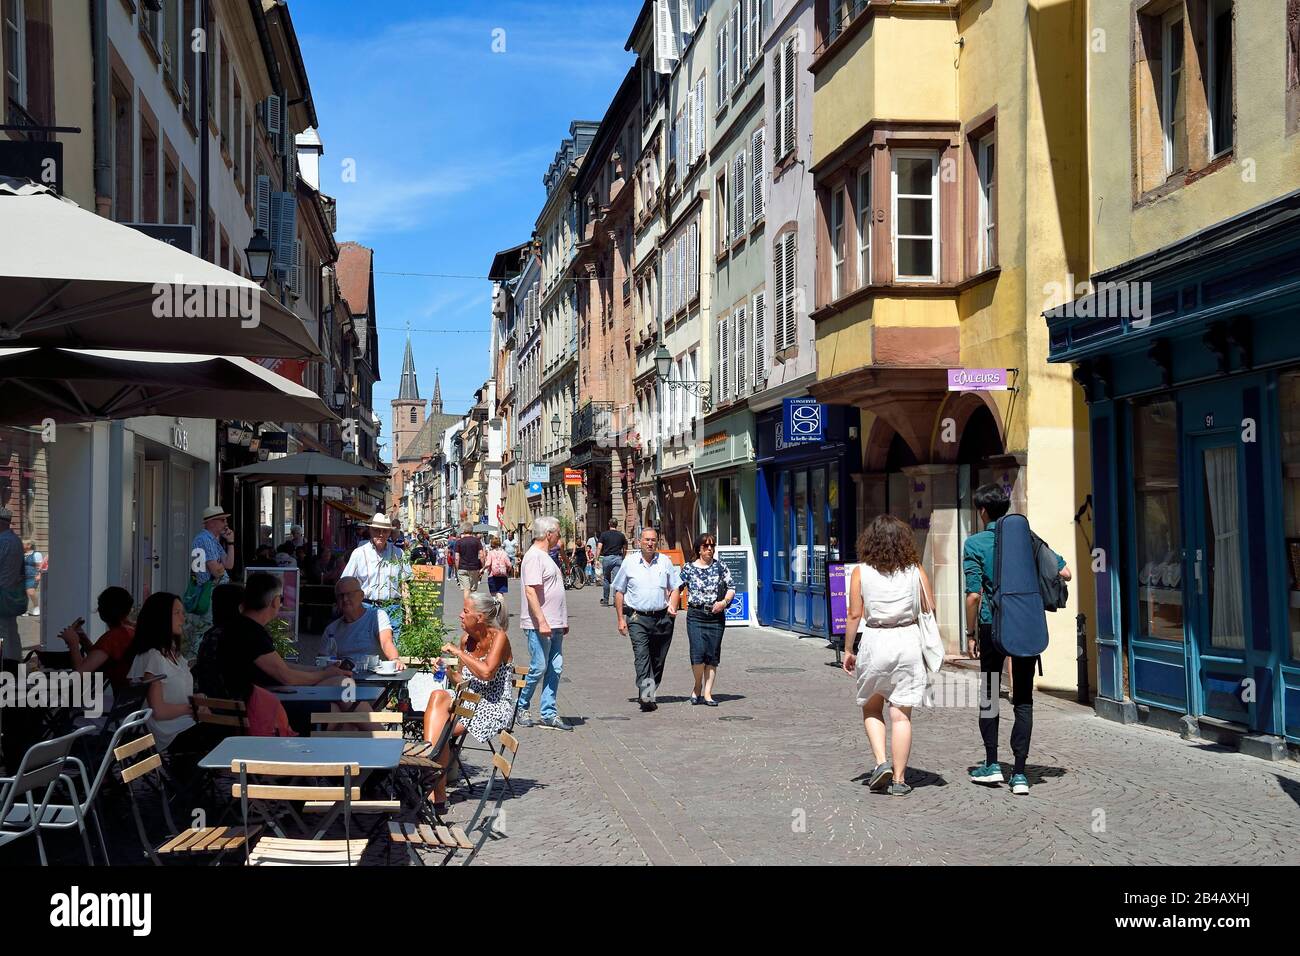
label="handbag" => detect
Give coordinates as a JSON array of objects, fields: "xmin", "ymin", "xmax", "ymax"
[
  {"xmin": 182, "ymin": 574, "xmax": 214, "ymax": 615},
  {"xmin": 912, "ymin": 567, "xmax": 945, "ymax": 674}
]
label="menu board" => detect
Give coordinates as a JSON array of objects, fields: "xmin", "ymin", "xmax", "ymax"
[
  {"xmin": 715, "ymin": 546, "xmax": 752, "ymax": 627},
  {"xmin": 827, "ymin": 563, "xmax": 850, "ymax": 637}
]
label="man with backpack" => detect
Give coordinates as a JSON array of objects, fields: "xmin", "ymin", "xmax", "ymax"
[{"xmin": 963, "ymin": 484, "xmax": 1071, "ymax": 796}]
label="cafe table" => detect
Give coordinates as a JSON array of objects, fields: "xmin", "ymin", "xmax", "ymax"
[{"xmin": 199, "ymin": 736, "xmax": 404, "ymax": 838}]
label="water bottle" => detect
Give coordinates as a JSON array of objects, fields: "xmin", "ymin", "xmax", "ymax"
[{"xmin": 433, "ymin": 659, "xmax": 446, "ymax": 690}]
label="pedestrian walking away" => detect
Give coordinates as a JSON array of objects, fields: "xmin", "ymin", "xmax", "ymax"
[
  {"xmin": 596, "ymin": 519, "xmax": 628, "ymax": 605},
  {"xmin": 484, "ymin": 536, "xmax": 513, "ymax": 598},
  {"xmin": 612, "ymin": 527, "xmax": 681, "ymax": 711},
  {"xmin": 22, "ymin": 539, "xmax": 42, "ymax": 616},
  {"xmin": 503, "ymin": 530, "xmax": 518, "ymax": 576},
  {"xmin": 678, "ymin": 533, "xmax": 734, "ymax": 706},
  {"xmin": 964, "ymin": 483, "xmax": 1071, "ymax": 796},
  {"xmin": 516, "ymin": 517, "xmax": 571, "ymax": 731},
  {"xmin": 341, "ymin": 513, "xmax": 412, "ymax": 643},
  {"xmin": 453, "ymin": 523, "xmax": 485, "ymax": 593},
  {"xmin": 843, "ymin": 515, "xmax": 937, "ymax": 797},
  {"xmin": 423, "ymin": 592, "xmax": 516, "ymax": 816}
]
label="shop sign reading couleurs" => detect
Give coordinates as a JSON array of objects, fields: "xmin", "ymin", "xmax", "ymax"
[{"xmin": 947, "ymin": 368, "xmax": 1009, "ymax": 391}]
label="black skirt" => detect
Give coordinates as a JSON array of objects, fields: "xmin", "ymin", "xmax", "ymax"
[{"xmin": 686, "ymin": 607, "xmax": 726, "ymax": 665}]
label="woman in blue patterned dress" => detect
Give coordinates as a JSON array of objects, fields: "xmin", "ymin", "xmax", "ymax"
[
  {"xmin": 422, "ymin": 591, "xmax": 514, "ymax": 815},
  {"xmin": 677, "ymin": 534, "xmax": 736, "ymax": 707}
]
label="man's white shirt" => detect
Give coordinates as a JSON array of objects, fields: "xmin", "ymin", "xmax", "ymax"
[{"xmin": 342, "ymin": 541, "xmax": 410, "ymax": 602}]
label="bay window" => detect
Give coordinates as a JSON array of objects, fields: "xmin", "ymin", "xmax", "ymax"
[{"xmin": 891, "ymin": 150, "xmax": 939, "ymax": 282}]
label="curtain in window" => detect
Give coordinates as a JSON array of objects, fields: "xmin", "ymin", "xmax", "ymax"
[{"xmin": 1203, "ymin": 446, "xmax": 1245, "ymax": 650}]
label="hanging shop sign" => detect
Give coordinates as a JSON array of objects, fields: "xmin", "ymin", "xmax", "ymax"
[
  {"xmin": 0, "ymin": 140, "xmax": 63, "ymax": 193},
  {"xmin": 527, "ymin": 481, "xmax": 544, "ymax": 497},
  {"xmin": 782, "ymin": 398, "xmax": 824, "ymax": 444},
  {"xmin": 528, "ymin": 464, "xmax": 549, "ymax": 484},
  {"xmin": 947, "ymin": 368, "xmax": 1009, "ymax": 391},
  {"xmin": 259, "ymin": 431, "xmax": 289, "ymax": 453},
  {"xmin": 564, "ymin": 468, "xmax": 584, "ymax": 486}
]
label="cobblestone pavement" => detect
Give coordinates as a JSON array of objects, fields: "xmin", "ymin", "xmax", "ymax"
[{"xmin": 442, "ymin": 579, "xmax": 1300, "ymax": 866}]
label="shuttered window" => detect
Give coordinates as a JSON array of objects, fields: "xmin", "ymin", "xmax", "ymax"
[
  {"xmin": 688, "ymin": 220, "xmax": 699, "ymax": 301},
  {"xmin": 752, "ymin": 290, "xmax": 767, "ymax": 386},
  {"xmin": 733, "ymin": 304, "xmax": 748, "ymax": 398},
  {"xmin": 751, "ymin": 126, "xmax": 766, "ymax": 222},
  {"xmin": 780, "ymin": 37, "xmax": 796, "ymax": 159},
  {"xmin": 694, "ymin": 77, "xmax": 706, "ymax": 160},
  {"xmin": 732, "ymin": 150, "xmax": 746, "ymax": 241},
  {"xmin": 717, "ymin": 313, "xmax": 730, "ymax": 402}
]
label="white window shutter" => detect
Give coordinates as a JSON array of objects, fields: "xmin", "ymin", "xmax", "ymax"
[
  {"xmin": 678, "ymin": 233, "xmax": 687, "ymax": 310},
  {"xmin": 729, "ymin": 5, "xmax": 740, "ymax": 93},
  {"xmin": 753, "ymin": 291, "xmax": 767, "ymax": 385},
  {"xmin": 749, "ymin": 0, "xmax": 761, "ymax": 67},
  {"xmin": 733, "ymin": 151, "xmax": 746, "ymax": 240},
  {"xmin": 772, "ymin": 50, "xmax": 783, "ymax": 164},
  {"xmin": 688, "ymin": 220, "xmax": 698, "ymax": 300},
  {"xmin": 734, "ymin": 304, "xmax": 747, "ymax": 398},
  {"xmin": 739, "ymin": 0, "xmax": 749, "ymax": 74},
  {"xmin": 694, "ymin": 77, "xmax": 706, "ymax": 160},
  {"xmin": 654, "ymin": 0, "xmax": 680, "ymax": 74},
  {"xmin": 292, "ymin": 238, "xmax": 303, "ymax": 298},
  {"xmin": 783, "ymin": 232, "xmax": 798, "ymax": 350},
  {"xmin": 772, "ymin": 235, "xmax": 786, "ymax": 350},
  {"xmin": 752, "ymin": 127, "xmax": 766, "ymax": 221},
  {"xmin": 678, "ymin": 0, "xmax": 696, "ymax": 36},
  {"xmin": 255, "ymin": 174, "xmax": 271, "ymax": 232},
  {"xmin": 685, "ymin": 89, "xmax": 696, "ymax": 165},
  {"xmin": 718, "ymin": 315, "xmax": 730, "ymax": 402},
  {"xmin": 782, "ymin": 38, "xmax": 797, "ymax": 157},
  {"xmin": 717, "ymin": 30, "xmax": 726, "ymax": 104}
]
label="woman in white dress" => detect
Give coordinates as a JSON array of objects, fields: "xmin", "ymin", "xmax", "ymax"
[{"xmin": 842, "ymin": 515, "xmax": 936, "ymax": 796}]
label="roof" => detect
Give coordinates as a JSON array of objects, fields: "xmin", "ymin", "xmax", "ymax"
[
  {"xmin": 397, "ymin": 411, "xmax": 463, "ymax": 463},
  {"xmin": 488, "ymin": 242, "xmax": 530, "ymax": 281},
  {"xmin": 625, "ymin": 0, "xmax": 652, "ymax": 51},
  {"xmin": 336, "ymin": 241, "xmax": 372, "ymax": 314},
  {"xmin": 397, "ymin": 336, "xmax": 419, "ymax": 401}
]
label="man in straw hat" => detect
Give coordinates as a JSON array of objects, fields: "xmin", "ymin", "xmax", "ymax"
[
  {"xmin": 342, "ymin": 513, "xmax": 412, "ymax": 643},
  {"xmin": 186, "ymin": 504, "xmax": 235, "ymax": 631}
]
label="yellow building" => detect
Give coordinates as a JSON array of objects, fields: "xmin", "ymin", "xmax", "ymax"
[
  {"xmin": 1048, "ymin": 0, "xmax": 1300, "ymax": 749},
  {"xmin": 807, "ymin": 0, "xmax": 1093, "ymax": 690}
]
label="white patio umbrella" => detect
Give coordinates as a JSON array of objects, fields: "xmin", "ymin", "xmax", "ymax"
[
  {"xmin": 0, "ymin": 178, "xmax": 320, "ymax": 360},
  {"xmin": 0, "ymin": 347, "xmax": 336, "ymax": 423}
]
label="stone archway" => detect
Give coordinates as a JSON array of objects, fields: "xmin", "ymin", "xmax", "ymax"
[{"xmin": 931, "ymin": 392, "xmax": 1006, "ymax": 464}]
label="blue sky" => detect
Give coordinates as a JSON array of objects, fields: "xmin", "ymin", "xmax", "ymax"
[{"xmin": 296, "ymin": 0, "xmax": 639, "ymax": 460}]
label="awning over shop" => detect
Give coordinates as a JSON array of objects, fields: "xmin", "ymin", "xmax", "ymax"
[
  {"xmin": 326, "ymin": 499, "xmax": 372, "ymax": 521},
  {"xmin": 225, "ymin": 451, "xmax": 384, "ymax": 487}
]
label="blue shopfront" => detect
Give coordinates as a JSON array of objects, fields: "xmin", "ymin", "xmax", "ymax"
[
  {"xmin": 755, "ymin": 404, "xmax": 860, "ymax": 637},
  {"xmin": 1047, "ymin": 191, "xmax": 1300, "ymax": 746}
]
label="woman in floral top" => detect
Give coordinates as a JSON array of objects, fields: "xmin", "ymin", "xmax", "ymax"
[{"xmin": 677, "ymin": 534, "xmax": 736, "ymax": 706}]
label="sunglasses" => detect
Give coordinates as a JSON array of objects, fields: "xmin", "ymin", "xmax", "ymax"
[{"xmin": 699, "ymin": 543, "xmax": 715, "ymax": 549}]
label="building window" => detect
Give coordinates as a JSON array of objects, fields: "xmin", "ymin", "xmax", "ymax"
[
  {"xmin": 140, "ymin": 114, "xmax": 159, "ymax": 224},
  {"xmin": 1205, "ymin": 0, "xmax": 1233, "ymax": 158},
  {"xmin": 1161, "ymin": 8, "xmax": 1186, "ymax": 175},
  {"xmin": 830, "ymin": 186, "xmax": 846, "ymax": 298},
  {"xmin": 772, "ymin": 34, "xmax": 797, "ymax": 162},
  {"xmin": 410, "ymin": 407, "xmax": 417, "ymax": 425},
  {"xmin": 232, "ymin": 77, "xmax": 243, "ymax": 182},
  {"xmin": 976, "ymin": 133, "xmax": 996, "ymax": 272},
  {"xmin": 856, "ymin": 167, "xmax": 871, "ymax": 286},
  {"xmin": 111, "ymin": 80, "xmax": 133, "ymax": 221},
  {"xmin": 163, "ymin": 150, "xmax": 178, "ymax": 223},
  {"xmin": 715, "ymin": 170, "xmax": 729, "ymax": 254},
  {"xmin": 891, "ymin": 150, "xmax": 939, "ymax": 282},
  {"xmin": 1133, "ymin": 399, "xmax": 1183, "ymax": 643},
  {"xmin": 3, "ymin": 0, "xmax": 25, "ymax": 120}
]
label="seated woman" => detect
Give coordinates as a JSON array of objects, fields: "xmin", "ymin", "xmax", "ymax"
[
  {"xmin": 59, "ymin": 586, "xmax": 136, "ymax": 695},
  {"xmin": 126, "ymin": 591, "xmax": 203, "ymax": 756},
  {"xmin": 422, "ymin": 591, "xmax": 514, "ymax": 816},
  {"xmin": 191, "ymin": 582, "xmax": 245, "ymax": 698}
]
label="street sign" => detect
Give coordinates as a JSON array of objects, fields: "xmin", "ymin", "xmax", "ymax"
[
  {"xmin": 783, "ymin": 397, "xmax": 824, "ymax": 444},
  {"xmin": 126, "ymin": 222, "xmax": 196, "ymax": 254},
  {"xmin": 528, "ymin": 464, "xmax": 548, "ymax": 484},
  {"xmin": 564, "ymin": 468, "xmax": 583, "ymax": 486},
  {"xmin": 527, "ymin": 481, "xmax": 544, "ymax": 496}
]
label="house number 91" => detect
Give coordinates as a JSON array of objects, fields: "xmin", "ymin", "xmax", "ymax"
[{"xmin": 1204, "ymin": 414, "xmax": 1214, "ymax": 428}]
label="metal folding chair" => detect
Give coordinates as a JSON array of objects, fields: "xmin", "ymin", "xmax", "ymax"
[{"xmin": 0, "ymin": 726, "xmax": 94, "ymax": 865}]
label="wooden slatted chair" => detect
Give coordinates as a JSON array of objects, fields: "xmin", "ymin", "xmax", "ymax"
[
  {"xmin": 301, "ymin": 712, "xmax": 402, "ymax": 821},
  {"xmin": 115, "ymin": 730, "xmax": 260, "ymax": 865},
  {"xmin": 389, "ymin": 730, "xmax": 518, "ymax": 866},
  {"xmin": 189, "ymin": 695, "xmax": 248, "ymax": 733},
  {"xmin": 446, "ymin": 689, "xmax": 482, "ymax": 790},
  {"xmin": 233, "ymin": 761, "xmax": 368, "ymax": 866}
]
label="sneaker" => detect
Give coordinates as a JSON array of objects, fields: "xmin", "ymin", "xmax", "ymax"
[
  {"xmin": 1009, "ymin": 773, "xmax": 1030, "ymax": 795},
  {"xmin": 541, "ymin": 715, "xmax": 573, "ymax": 732},
  {"xmin": 969, "ymin": 762, "xmax": 1004, "ymax": 785},
  {"xmin": 888, "ymin": 782, "xmax": 913, "ymax": 796},
  {"xmin": 516, "ymin": 710, "xmax": 534, "ymax": 728},
  {"xmin": 868, "ymin": 762, "xmax": 893, "ymax": 792}
]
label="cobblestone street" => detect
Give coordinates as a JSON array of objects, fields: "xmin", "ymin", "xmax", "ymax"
[{"xmin": 443, "ymin": 582, "xmax": 1300, "ymax": 866}]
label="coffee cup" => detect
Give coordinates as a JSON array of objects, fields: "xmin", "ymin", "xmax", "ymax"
[{"xmin": 375, "ymin": 660, "xmax": 397, "ymax": 675}]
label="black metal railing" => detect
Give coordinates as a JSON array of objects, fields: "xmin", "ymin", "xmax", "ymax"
[{"xmin": 571, "ymin": 401, "xmax": 615, "ymax": 448}]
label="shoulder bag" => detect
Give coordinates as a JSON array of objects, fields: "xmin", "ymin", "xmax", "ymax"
[{"xmin": 912, "ymin": 566, "xmax": 945, "ymax": 674}]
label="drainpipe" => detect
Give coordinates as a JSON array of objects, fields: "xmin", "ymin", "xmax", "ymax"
[
  {"xmin": 199, "ymin": 0, "xmax": 211, "ymax": 261},
  {"xmin": 90, "ymin": 0, "xmax": 111, "ymax": 216}
]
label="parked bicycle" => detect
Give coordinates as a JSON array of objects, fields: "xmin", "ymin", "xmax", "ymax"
[{"xmin": 558, "ymin": 548, "xmax": 586, "ymax": 590}]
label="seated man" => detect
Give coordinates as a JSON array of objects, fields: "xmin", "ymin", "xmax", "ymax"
[
  {"xmin": 59, "ymin": 586, "xmax": 136, "ymax": 694},
  {"xmin": 217, "ymin": 571, "xmax": 349, "ymax": 701},
  {"xmin": 320, "ymin": 577, "xmax": 404, "ymax": 669}
]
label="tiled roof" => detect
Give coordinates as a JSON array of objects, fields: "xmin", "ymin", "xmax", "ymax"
[{"xmin": 397, "ymin": 411, "xmax": 462, "ymax": 463}]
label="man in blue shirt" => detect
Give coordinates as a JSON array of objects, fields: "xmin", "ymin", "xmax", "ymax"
[
  {"xmin": 963, "ymin": 483, "xmax": 1070, "ymax": 795},
  {"xmin": 612, "ymin": 527, "xmax": 680, "ymax": 711}
]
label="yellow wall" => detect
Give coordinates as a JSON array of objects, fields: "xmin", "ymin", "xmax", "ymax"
[
  {"xmin": 812, "ymin": 12, "xmax": 958, "ymax": 167},
  {"xmin": 1090, "ymin": 0, "xmax": 1300, "ymax": 271}
]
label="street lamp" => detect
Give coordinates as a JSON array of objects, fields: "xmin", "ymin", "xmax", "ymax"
[
  {"xmin": 243, "ymin": 228, "xmax": 273, "ymax": 283},
  {"xmin": 550, "ymin": 413, "xmax": 562, "ymax": 437},
  {"xmin": 654, "ymin": 342, "xmax": 713, "ymax": 413}
]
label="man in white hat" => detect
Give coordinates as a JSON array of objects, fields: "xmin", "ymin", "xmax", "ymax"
[
  {"xmin": 341, "ymin": 513, "xmax": 411, "ymax": 642},
  {"xmin": 187, "ymin": 505, "xmax": 234, "ymax": 629}
]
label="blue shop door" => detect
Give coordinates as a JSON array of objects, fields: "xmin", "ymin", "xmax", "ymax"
[
  {"xmin": 769, "ymin": 466, "xmax": 831, "ymax": 635},
  {"xmin": 770, "ymin": 471, "xmax": 792, "ymax": 627},
  {"xmin": 1186, "ymin": 433, "xmax": 1255, "ymax": 726}
]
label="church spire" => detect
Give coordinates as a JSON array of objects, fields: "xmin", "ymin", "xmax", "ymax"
[
  {"xmin": 431, "ymin": 369, "xmax": 443, "ymax": 415},
  {"xmin": 398, "ymin": 335, "xmax": 420, "ymax": 401}
]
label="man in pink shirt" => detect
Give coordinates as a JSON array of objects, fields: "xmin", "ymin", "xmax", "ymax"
[{"xmin": 516, "ymin": 516, "xmax": 571, "ymax": 731}]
